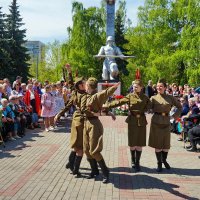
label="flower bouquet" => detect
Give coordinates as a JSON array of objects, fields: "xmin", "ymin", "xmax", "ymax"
[
  {"xmin": 114, "ymin": 104, "xmax": 129, "ymax": 116},
  {"xmin": 112, "ymin": 95, "xmax": 129, "ymax": 116}
]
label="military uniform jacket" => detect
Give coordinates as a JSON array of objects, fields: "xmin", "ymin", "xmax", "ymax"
[
  {"xmin": 81, "ymin": 86, "xmax": 117, "ymax": 118},
  {"xmin": 57, "ymin": 90, "xmax": 85, "ymax": 124},
  {"xmin": 106, "ymin": 92, "xmax": 150, "ymax": 146},
  {"xmin": 150, "ymin": 93, "xmax": 182, "ymax": 125},
  {"xmin": 148, "ymin": 93, "xmax": 182, "ymax": 149},
  {"xmin": 107, "ymin": 92, "xmax": 150, "ymax": 126}
]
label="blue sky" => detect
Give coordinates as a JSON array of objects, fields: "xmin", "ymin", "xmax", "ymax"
[{"xmin": 1, "ymin": 0, "xmax": 145, "ymax": 43}]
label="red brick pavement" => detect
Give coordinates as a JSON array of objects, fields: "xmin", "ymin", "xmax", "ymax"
[{"xmin": 0, "ymin": 115, "xmax": 199, "ymax": 200}]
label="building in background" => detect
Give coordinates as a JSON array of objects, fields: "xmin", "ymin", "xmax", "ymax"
[
  {"xmin": 24, "ymin": 41, "xmax": 45, "ymax": 79},
  {"xmin": 24, "ymin": 41, "xmax": 45, "ymax": 62}
]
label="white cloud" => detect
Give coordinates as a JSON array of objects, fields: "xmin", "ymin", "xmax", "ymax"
[{"xmin": 1, "ymin": 0, "xmax": 144, "ymax": 43}]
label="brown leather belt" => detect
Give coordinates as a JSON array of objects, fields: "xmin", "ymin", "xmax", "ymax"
[
  {"xmin": 155, "ymin": 112, "xmax": 169, "ymax": 116},
  {"xmin": 130, "ymin": 112, "xmax": 145, "ymax": 126},
  {"xmin": 130, "ymin": 112, "xmax": 144, "ymax": 118}
]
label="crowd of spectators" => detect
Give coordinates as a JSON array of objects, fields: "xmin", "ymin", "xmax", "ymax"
[{"xmin": 0, "ymin": 76, "xmax": 73, "ymax": 143}]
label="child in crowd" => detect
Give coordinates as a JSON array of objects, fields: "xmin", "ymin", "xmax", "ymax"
[{"xmin": 41, "ymin": 85, "xmax": 54, "ymax": 132}]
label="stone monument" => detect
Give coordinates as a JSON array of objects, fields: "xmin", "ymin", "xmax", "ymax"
[{"xmin": 94, "ymin": 0, "xmax": 134, "ymax": 81}]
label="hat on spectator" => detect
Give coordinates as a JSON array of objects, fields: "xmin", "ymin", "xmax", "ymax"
[{"xmin": 9, "ymin": 95, "xmax": 18, "ymax": 101}]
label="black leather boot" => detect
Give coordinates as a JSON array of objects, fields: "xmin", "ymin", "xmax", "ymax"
[
  {"xmin": 66, "ymin": 151, "xmax": 76, "ymax": 171},
  {"xmin": 98, "ymin": 159, "xmax": 109, "ymax": 184},
  {"xmin": 135, "ymin": 150, "xmax": 142, "ymax": 172},
  {"xmin": 162, "ymin": 151, "xmax": 171, "ymax": 169},
  {"xmin": 87, "ymin": 159, "xmax": 99, "ymax": 179},
  {"xmin": 130, "ymin": 150, "xmax": 136, "ymax": 168},
  {"xmin": 73, "ymin": 156, "xmax": 82, "ymax": 177},
  {"xmin": 155, "ymin": 152, "xmax": 162, "ymax": 172}
]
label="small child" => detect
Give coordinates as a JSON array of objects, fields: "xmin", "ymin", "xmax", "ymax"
[{"xmin": 41, "ymin": 85, "xmax": 54, "ymax": 132}]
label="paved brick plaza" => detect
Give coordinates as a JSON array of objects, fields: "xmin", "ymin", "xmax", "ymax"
[{"xmin": 0, "ymin": 115, "xmax": 200, "ymax": 200}]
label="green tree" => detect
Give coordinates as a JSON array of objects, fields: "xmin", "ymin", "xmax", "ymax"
[
  {"xmin": 0, "ymin": 7, "xmax": 11, "ymax": 79},
  {"xmin": 5, "ymin": 0, "xmax": 30, "ymax": 82},
  {"xmin": 125, "ymin": 0, "xmax": 200, "ymax": 86},
  {"xmin": 62, "ymin": 1, "xmax": 105, "ymax": 79}
]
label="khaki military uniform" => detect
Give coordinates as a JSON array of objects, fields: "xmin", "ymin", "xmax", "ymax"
[
  {"xmin": 81, "ymin": 86, "xmax": 117, "ymax": 161},
  {"xmin": 107, "ymin": 92, "xmax": 150, "ymax": 147},
  {"xmin": 148, "ymin": 93, "xmax": 182, "ymax": 149},
  {"xmin": 57, "ymin": 90, "xmax": 85, "ymax": 150}
]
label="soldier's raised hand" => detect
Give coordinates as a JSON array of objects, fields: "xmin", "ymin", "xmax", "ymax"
[{"xmin": 65, "ymin": 63, "xmax": 72, "ymax": 73}]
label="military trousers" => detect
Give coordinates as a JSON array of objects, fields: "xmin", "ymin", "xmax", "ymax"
[
  {"xmin": 70, "ymin": 119, "xmax": 84, "ymax": 150},
  {"xmin": 83, "ymin": 118, "xmax": 104, "ymax": 161}
]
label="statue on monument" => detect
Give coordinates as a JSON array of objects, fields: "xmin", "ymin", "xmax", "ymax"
[{"xmin": 96, "ymin": 36, "xmax": 124, "ymax": 80}]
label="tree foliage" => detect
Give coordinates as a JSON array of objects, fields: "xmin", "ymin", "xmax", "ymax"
[
  {"xmin": 0, "ymin": 0, "xmax": 30, "ymax": 82},
  {"xmin": 61, "ymin": 2, "xmax": 105, "ymax": 79},
  {"xmin": 126, "ymin": 0, "xmax": 200, "ymax": 87},
  {"xmin": 0, "ymin": 7, "xmax": 11, "ymax": 79}
]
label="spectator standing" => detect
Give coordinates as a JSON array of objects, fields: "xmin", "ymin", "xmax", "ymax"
[
  {"xmin": 187, "ymin": 88, "xmax": 194, "ymax": 99},
  {"xmin": 12, "ymin": 76, "xmax": 22, "ymax": 88},
  {"xmin": 54, "ymin": 82, "xmax": 65, "ymax": 116},
  {"xmin": 195, "ymin": 95, "xmax": 200, "ymax": 108},
  {"xmin": 24, "ymin": 84, "xmax": 41, "ymax": 128},
  {"xmin": 3, "ymin": 78, "xmax": 12, "ymax": 97},
  {"xmin": 11, "ymin": 82, "xmax": 23, "ymax": 96},
  {"xmin": 41, "ymin": 85, "xmax": 55, "ymax": 132},
  {"xmin": 145, "ymin": 80, "xmax": 154, "ymax": 98},
  {"xmin": 21, "ymin": 83, "xmax": 27, "ymax": 95},
  {"xmin": 172, "ymin": 84, "xmax": 179, "ymax": 97}
]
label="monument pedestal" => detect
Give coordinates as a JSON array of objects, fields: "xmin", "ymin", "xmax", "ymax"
[{"xmin": 97, "ymin": 80, "xmax": 121, "ymax": 95}]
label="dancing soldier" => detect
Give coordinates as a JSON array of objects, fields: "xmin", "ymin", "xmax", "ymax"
[
  {"xmin": 54, "ymin": 65, "xmax": 86, "ymax": 177},
  {"xmin": 104, "ymin": 79, "xmax": 150, "ymax": 172},
  {"xmin": 148, "ymin": 79, "xmax": 182, "ymax": 172},
  {"xmin": 81, "ymin": 78, "xmax": 119, "ymax": 183}
]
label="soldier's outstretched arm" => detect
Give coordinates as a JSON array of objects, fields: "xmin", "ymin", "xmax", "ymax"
[{"xmin": 95, "ymin": 82, "xmax": 120, "ymax": 105}]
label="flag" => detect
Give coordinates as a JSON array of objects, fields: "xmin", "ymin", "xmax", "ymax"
[{"xmin": 135, "ymin": 68, "xmax": 141, "ymax": 79}]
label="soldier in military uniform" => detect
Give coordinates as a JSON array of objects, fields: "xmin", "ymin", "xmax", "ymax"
[
  {"xmin": 103, "ymin": 79, "xmax": 150, "ymax": 172},
  {"xmin": 81, "ymin": 78, "xmax": 119, "ymax": 183},
  {"xmin": 54, "ymin": 67, "xmax": 86, "ymax": 177},
  {"xmin": 148, "ymin": 79, "xmax": 182, "ymax": 172}
]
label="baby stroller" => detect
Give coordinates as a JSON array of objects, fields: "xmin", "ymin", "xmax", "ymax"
[{"xmin": 182, "ymin": 114, "xmax": 200, "ymax": 149}]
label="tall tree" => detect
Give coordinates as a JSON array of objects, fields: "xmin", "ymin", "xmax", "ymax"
[
  {"xmin": 5, "ymin": 0, "xmax": 30, "ymax": 81},
  {"xmin": 62, "ymin": 1, "xmax": 105, "ymax": 79},
  {"xmin": 0, "ymin": 7, "xmax": 11, "ymax": 79}
]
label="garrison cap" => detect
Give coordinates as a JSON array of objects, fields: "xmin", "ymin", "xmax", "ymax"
[
  {"xmin": 74, "ymin": 77, "xmax": 84, "ymax": 86},
  {"xmin": 87, "ymin": 77, "xmax": 98, "ymax": 89}
]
